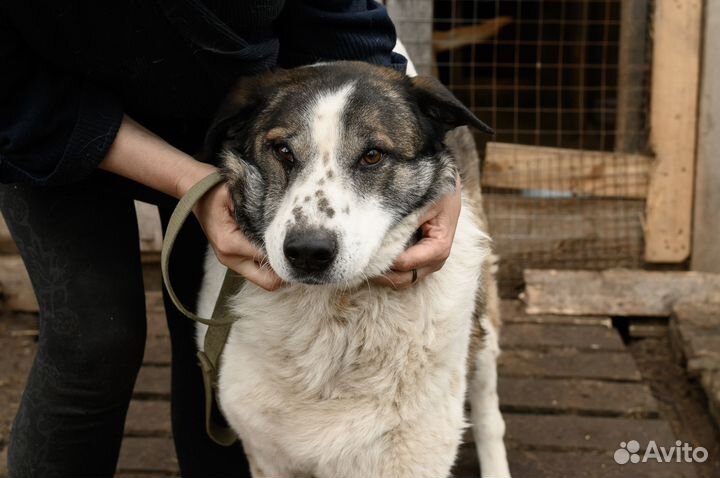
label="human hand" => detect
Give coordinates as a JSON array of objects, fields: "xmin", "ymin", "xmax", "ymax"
[
  {"xmin": 372, "ymin": 177, "xmax": 462, "ymax": 289},
  {"xmin": 192, "ymin": 178, "xmax": 284, "ymax": 291},
  {"xmin": 99, "ymin": 116, "xmax": 283, "ymax": 291}
]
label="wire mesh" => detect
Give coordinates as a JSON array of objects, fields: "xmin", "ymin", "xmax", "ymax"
[{"xmin": 422, "ymin": 0, "xmax": 652, "ymax": 294}]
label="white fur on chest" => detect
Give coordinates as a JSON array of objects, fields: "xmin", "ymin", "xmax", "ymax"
[{"xmin": 197, "ymin": 203, "xmax": 488, "ymax": 477}]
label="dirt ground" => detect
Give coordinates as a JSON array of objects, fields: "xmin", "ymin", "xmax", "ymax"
[{"xmin": 628, "ymin": 334, "xmax": 720, "ymax": 478}]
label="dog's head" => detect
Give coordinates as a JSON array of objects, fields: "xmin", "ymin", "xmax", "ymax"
[{"xmin": 206, "ymin": 61, "xmax": 492, "ymax": 286}]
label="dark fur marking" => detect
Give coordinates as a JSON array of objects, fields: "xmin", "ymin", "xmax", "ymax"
[
  {"xmin": 326, "ymin": 170, "xmax": 334, "ymax": 179},
  {"xmin": 304, "ymin": 196, "xmax": 311, "ymax": 202},
  {"xmin": 318, "ymin": 177, "xmax": 326, "ymax": 186},
  {"xmin": 292, "ymin": 206, "xmax": 307, "ymax": 225},
  {"xmin": 317, "ymin": 196, "xmax": 335, "ymax": 218}
]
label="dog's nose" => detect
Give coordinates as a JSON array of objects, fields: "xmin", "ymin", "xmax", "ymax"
[{"xmin": 283, "ymin": 229, "xmax": 337, "ymax": 273}]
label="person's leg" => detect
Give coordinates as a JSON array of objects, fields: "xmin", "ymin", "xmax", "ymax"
[
  {"xmin": 157, "ymin": 205, "xmax": 251, "ymax": 478},
  {"xmin": 0, "ymin": 176, "xmax": 147, "ymax": 478}
]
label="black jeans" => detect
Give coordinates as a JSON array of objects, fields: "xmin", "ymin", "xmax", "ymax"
[{"xmin": 0, "ymin": 172, "xmax": 250, "ymax": 478}]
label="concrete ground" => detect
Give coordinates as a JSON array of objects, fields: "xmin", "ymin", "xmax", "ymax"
[{"xmin": 1, "ymin": 296, "xmax": 718, "ymax": 477}]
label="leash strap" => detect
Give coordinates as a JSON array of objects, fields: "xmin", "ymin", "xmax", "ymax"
[
  {"xmin": 161, "ymin": 171, "xmax": 236, "ymax": 327},
  {"xmin": 160, "ymin": 170, "xmax": 240, "ymax": 446}
]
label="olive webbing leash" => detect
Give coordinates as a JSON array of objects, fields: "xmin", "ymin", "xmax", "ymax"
[{"xmin": 160, "ymin": 171, "xmax": 241, "ymax": 446}]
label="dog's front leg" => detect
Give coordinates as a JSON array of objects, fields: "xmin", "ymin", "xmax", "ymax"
[{"xmin": 469, "ymin": 318, "xmax": 511, "ymax": 478}]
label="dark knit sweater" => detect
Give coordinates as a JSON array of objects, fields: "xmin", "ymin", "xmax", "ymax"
[{"xmin": 0, "ymin": 1, "xmax": 406, "ymax": 186}]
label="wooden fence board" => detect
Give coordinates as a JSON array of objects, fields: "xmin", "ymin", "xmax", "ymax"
[
  {"xmin": 644, "ymin": 0, "xmax": 703, "ymax": 262},
  {"xmin": 482, "ymin": 143, "xmax": 650, "ymax": 199}
]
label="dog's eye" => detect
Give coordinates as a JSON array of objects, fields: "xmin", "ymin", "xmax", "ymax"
[
  {"xmin": 360, "ymin": 149, "xmax": 385, "ymax": 167},
  {"xmin": 273, "ymin": 143, "xmax": 295, "ymax": 164}
]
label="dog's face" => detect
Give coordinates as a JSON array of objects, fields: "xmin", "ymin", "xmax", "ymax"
[{"xmin": 206, "ymin": 62, "xmax": 491, "ymax": 286}]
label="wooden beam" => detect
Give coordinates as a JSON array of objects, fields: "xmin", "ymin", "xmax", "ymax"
[
  {"xmin": 644, "ymin": 0, "xmax": 703, "ymax": 262},
  {"xmin": 481, "ymin": 142, "xmax": 650, "ymax": 199},
  {"xmin": 692, "ymin": 0, "xmax": 720, "ymax": 272},
  {"xmin": 385, "ymin": 0, "xmax": 433, "ymax": 76},
  {"xmin": 521, "ymin": 269, "xmax": 720, "ymax": 317},
  {"xmin": 615, "ymin": 0, "xmax": 649, "ymax": 153}
]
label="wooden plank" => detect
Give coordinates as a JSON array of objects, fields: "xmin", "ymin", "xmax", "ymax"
[
  {"xmin": 147, "ymin": 311, "xmax": 169, "ymax": 339},
  {"xmin": 522, "ymin": 269, "xmax": 720, "ymax": 317},
  {"xmin": 692, "ymin": 0, "xmax": 720, "ymax": 272},
  {"xmin": 144, "ymin": 336, "xmax": 171, "ymax": 366},
  {"xmin": 134, "ymin": 366, "xmax": 171, "ymax": 399},
  {"xmin": 117, "ymin": 437, "xmax": 178, "ymax": 474},
  {"xmin": 499, "ymin": 349, "xmax": 642, "ymax": 382},
  {"xmin": 644, "ymin": 0, "xmax": 703, "ymax": 262},
  {"xmin": 482, "ymin": 143, "xmax": 650, "ymax": 199},
  {"xmin": 145, "ymin": 291, "xmax": 170, "ymax": 340},
  {"xmin": 503, "ymin": 414, "xmax": 675, "ymax": 452},
  {"xmin": 501, "ymin": 324, "xmax": 624, "ymax": 351},
  {"xmin": 125, "ymin": 400, "xmax": 172, "ymax": 437},
  {"xmin": 615, "ymin": 0, "xmax": 649, "ymax": 153},
  {"xmin": 0, "ymin": 214, "xmax": 17, "ymax": 254},
  {"xmin": 385, "ymin": 0, "xmax": 433, "ymax": 75},
  {"xmin": 456, "ymin": 442, "xmax": 696, "ymax": 477},
  {"xmin": 503, "ymin": 449, "xmax": 697, "ymax": 478},
  {"xmin": 0, "ymin": 256, "xmax": 37, "ymax": 312},
  {"xmin": 502, "ymin": 313, "xmax": 613, "ymax": 328},
  {"xmin": 500, "ymin": 300, "xmax": 612, "ymax": 328},
  {"xmin": 145, "ymin": 291, "xmax": 166, "ymax": 314}
]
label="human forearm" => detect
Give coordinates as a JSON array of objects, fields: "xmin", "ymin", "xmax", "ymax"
[
  {"xmin": 100, "ymin": 115, "xmax": 283, "ymax": 291},
  {"xmin": 99, "ymin": 115, "xmax": 216, "ymax": 198}
]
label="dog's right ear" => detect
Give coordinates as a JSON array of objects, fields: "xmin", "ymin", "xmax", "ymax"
[
  {"xmin": 204, "ymin": 75, "xmax": 269, "ymax": 163},
  {"xmin": 410, "ymin": 75, "xmax": 494, "ymax": 136}
]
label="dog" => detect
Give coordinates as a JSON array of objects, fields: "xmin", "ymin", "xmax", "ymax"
[{"xmin": 196, "ymin": 61, "xmax": 511, "ymax": 478}]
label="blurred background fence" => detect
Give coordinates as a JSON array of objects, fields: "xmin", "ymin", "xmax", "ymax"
[{"xmin": 387, "ymin": 0, "xmax": 657, "ymax": 294}]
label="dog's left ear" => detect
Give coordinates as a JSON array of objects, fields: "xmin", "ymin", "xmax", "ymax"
[
  {"xmin": 204, "ymin": 75, "xmax": 269, "ymax": 162},
  {"xmin": 410, "ymin": 75, "xmax": 494, "ymax": 135}
]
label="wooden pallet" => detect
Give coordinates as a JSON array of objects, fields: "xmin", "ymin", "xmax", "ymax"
[
  {"xmin": 452, "ymin": 301, "xmax": 698, "ymax": 478},
  {"xmin": 0, "ymin": 296, "xmax": 700, "ymax": 478}
]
